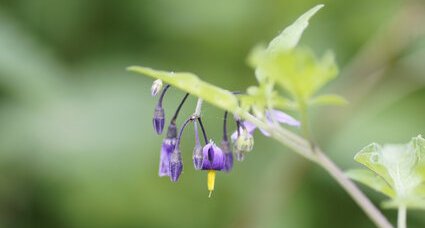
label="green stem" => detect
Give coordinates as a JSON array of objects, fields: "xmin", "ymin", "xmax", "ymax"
[
  {"xmin": 237, "ymin": 108, "xmax": 393, "ymax": 228},
  {"xmin": 299, "ymin": 101, "xmax": 310, "ymax": 139},
  {"xmin": 398, "ymin": 205, "xmax": 406, "ymax": 228}
]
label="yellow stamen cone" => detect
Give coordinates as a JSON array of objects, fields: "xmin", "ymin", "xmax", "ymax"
[{"xmin": 207, "ymin": 170, "xmax": 216, "ymax": 198}]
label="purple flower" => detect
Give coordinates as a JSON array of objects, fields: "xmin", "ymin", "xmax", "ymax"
[
  {"xmin": 202, "ymin": 141, "xmax": 225, "ymax": 171},
  {"xmin": 231, "ymin": 109, "xmax": 299, "ymax": 140},
  {"xmin": 153, "ymin": 105, "xmax": 165, "ymax": 134},
  {"xmin": 169, "ymin": 149, "xmax": 183, "ymax": 182},
  {"xmin": 221, "ymin": 140, "xmax": 233, "ymax": 172}
]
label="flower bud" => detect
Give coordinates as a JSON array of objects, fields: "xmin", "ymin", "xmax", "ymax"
[
  {"xmin": 153, "ymin": 105, "xmax": 165, "ymax": 134},
  {"xmin": 221, "ymin": 140, "xmax": 233, "ymax": 172},
  {"xmin": 235, "ymin": 129, "xmax": 254, "ymax": 152},
  {"xmin": 169, "ymin": 149, "xmax": 183, "ymax": 182},
  {"xmin": 151, "ymin": 79, "xmax": 163, "ymax": 96},
  {"xmin": 193, "ymin": 144, "xmax": 203, "ymax": 170}
]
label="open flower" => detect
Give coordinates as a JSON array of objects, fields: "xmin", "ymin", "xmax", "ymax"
[
  {"xmin": 231, "ymin": 109, "xmax": 300, "ymax": 141},
  {"xmin": 202, "ymin": 141, "xmax": 225, "ymax": 197}
]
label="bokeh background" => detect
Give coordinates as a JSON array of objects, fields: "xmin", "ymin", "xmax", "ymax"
[{"xmin": 0, "ymin": 0, "xmax": 424, "ymax": 227}]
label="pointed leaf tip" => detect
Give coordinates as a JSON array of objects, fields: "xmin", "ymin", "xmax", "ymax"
[{"xmin": 267, "ymin": 4, "xmax": 325, "ymax": 52}]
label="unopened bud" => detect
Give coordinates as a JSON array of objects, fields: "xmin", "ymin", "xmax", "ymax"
[
  {"xmin": 151, "ymin": 79, "xmax": 163, "ymax": 96},
  {"xmin": 235, "ymin": 129, "xmax": 254, "ymax": 152},
  {"xmin": 193, "ymin": 144, "xmax": 203, "ymax": 170},
  {"xmin": 153, "ymin": 105, "xmax": 165, "ymax": 134}
]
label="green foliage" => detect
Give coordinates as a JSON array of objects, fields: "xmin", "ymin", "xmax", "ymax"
[
  {"xmin": 347, "ymin": 135, "xmax": 425, "ymax": 209},
  {"xmin": 244, "ymin": 4, "xmax": 345, "ymax": 122},
  {"xmin": 126, "ymin": 66, "xmax": 239, "ymax": 112},
  {"xmin": 128, "ymin": 4, "xmax": 345, "ymax": 121}
]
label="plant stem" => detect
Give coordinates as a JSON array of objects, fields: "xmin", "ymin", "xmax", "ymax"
[
  {"xmin": 238, "ymin": 109, "xmax": 393, "ymax": 228},
  {"xmin": 314, "ymin": 150, "xmax": 393, "ymax": 228},
  {"xmin": 299, "ymin": 101, "xmax": 311, "ymax": 140},
  {"xmin": 397, "ymin": 205, "xmax": 406, "ymax": 228}
]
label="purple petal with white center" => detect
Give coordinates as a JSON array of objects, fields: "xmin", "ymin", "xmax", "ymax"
[
  {"xmin": 202, "ymin": 142, "xmax": 225, "ymax": 170},
  {"xmin": 158, "ymin": 138, "xmax": 176, "ymax": 177}
]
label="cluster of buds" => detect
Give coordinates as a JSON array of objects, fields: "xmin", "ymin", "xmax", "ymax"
[{"xmin": 151, "ymin": 80, "xmax": 299, "ymax": 197}]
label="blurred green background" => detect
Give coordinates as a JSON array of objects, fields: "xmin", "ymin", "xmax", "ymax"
[{"xmin": 0, "ymin": 0, "xmax": 424, "ymax": 227}]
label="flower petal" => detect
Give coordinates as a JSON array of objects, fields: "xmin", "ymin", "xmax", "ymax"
[
  {"xmin": 267, "ymin": 109, "xmax": 300, "ymax": 127},
  {"xmin": 202, "ymin": 142, "xmax": 225, "ymax": 170},
  {"xmin": 231, "ymin": 121, "xmax": 257, "ymax": 142}
]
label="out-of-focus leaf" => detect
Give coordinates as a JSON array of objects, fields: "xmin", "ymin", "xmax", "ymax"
[
  {"xmin": 256, "ymin": 48, "xmax": 338, "ymax": 101},
  {"xmin": 267, "ymin": 4, "xmax": 324, "ymax": 52},
  {"xmin": 346, "ymin": 169, "xmax": 395, "ymax": 198},
  {"xmin": 127, "ymin": 66, "xmax": 238, "ymax": 112},
  {"xmin": 350, "ymin": 135, "xmax": 425, "ymax": 210},
  {"xmin": 309, "ymin": 94, "xmax": 348, "ymax": 106}
]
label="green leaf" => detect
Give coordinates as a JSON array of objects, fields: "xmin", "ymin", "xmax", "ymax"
[
  {"xmin": 267, "ymin": 4, "xmax": 324, "ymax": 52},
  {"xmin": 353, "ymin": 143, "xmax": 393, "ymax": 185},
  {"xmin": 127, "ymin": 66, "xmax": 239, "ymax": 112},
  {"xmin": 346, "ymin": 169, "xmax": 395, "ymax": 198},
  {"xmin": 309, "ymin": 94, "xmax": 348, "ymax": 106},
  {"xmin": 256, "ymin": 48, "xmax": 339, "ymax": 101},
  {"xmin": 351, "ymin": 135, "xmax": 425, "ymax": 210}
]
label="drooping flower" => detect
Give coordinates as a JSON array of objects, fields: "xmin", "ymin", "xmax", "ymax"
[
  {"xmin": 202, "ymin": 141, "xmax": 225, "ymax": 171},
  {"xmin": 202, "ymin": 141, "xmax": 225, "ymax": 197},
  {"xmin": 158, "ymin": 123, "xmax": 177, "ymax": 177}
]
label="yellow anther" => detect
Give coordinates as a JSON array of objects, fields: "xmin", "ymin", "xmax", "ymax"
[{"xmin": 207, "ymin": 170, "xmax": 216, "ymax": 198}]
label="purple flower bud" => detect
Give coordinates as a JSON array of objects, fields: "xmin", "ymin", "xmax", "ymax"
[
  {"xmin": 221, "ymin": 140, "xmax": 233, "ymax": 172},
  {"xmin": 169, "ymin": 149, "xmax": 183, "ymax": 182},
  {"xmin": 158, "ymin": 137, "xmax": 176, "ymax": 176},
  {"xmin": 202, "ymin": 141, "xmax": 225, "ymax": 170},
  {"xmin": 153, "ymin": 105, "xmax": 165, "ymax": 134},
  {"xmin": 193, "ymin": 144, "xmax": 203, "ymax": 170},
  {"xmin": 158, "ymin": 123, "xmax": 178, "ymax": 177},
  {"xmin": 192, "ymin": 121, "xmax": 203, "ymax": 170}
]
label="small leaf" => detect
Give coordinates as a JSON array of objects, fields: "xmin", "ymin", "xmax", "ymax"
[
  {"xmin": 127, "ymin": 66, "xmax": 239, "ymax": 112},
  {"xmin": 267, "ymin": 4, "xmax": 324, "ymax": 52},
  {"xmin": 309, "ymin": 94, "xmax": 348, "ymax": 106},
  {"xmin": 346, "ymin": 169, "xmax": 395, "ymax": 198},
  {"xmin": 353, "ymin": 143, "xmax": 393, "ymax": 185},
  {"xmin": 352, "ymin": 135, "xmax": 425, "ymax": 210}
]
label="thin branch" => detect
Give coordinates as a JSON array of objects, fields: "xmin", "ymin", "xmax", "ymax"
[{"xmin": 238, "ymin": 109, "xmax": 393, "ymax": 228}]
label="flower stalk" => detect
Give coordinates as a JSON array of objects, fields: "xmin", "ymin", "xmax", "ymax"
[{"xmin": 398, "ymin": 205, "xmax": 406, "ymax": 228}]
